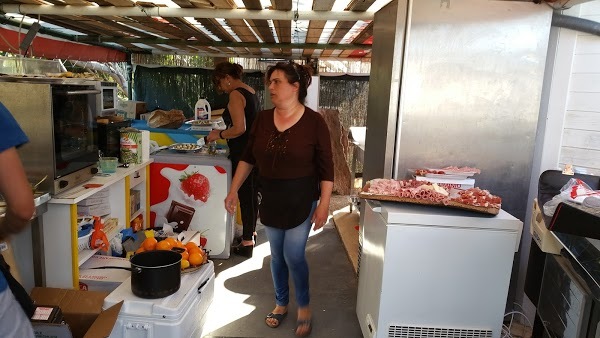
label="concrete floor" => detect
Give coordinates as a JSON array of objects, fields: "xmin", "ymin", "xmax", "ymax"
[{"xmin": 200, "ymin": 198, "xmax": 362, "ymax": 338}]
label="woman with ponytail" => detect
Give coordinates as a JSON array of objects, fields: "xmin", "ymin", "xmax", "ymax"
[{"xmin": 208, "ymin": 61, "xmax": 260, "ymax": 257}]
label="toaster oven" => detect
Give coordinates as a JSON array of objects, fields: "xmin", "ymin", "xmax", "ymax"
[{"xmin": 0, "ymin": 80, "xmax": 100, "ymax": 195}]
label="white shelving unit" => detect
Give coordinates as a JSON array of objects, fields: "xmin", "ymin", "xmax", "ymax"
[
  {"xmin": 77, "ymin": 222, "xmax": 125, "ymax": 266},
  {"xmin": 41, "ymin": 160, "xmax": 153, "ymax": 289}
]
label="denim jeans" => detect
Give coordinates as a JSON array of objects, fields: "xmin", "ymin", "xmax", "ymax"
[{"xmin": 264, "ymin": 201, "xmax": 317, "ymax": 308}]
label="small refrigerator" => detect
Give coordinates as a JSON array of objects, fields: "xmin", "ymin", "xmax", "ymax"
[
  {"xmin": 150, "ymin": 150, "xmax": 233, "ymax": 258},
  {"xmin": 356, "ymin": 200, "xmax": 522, "ymax": 338}
]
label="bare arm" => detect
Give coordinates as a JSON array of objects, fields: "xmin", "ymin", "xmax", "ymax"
[
  {"xmin": 0, "ymin": 147, "xmax": 34, "ymax": 240},
  {"xmin": 207, "ymin": 90, "xmax": 247, "ymax": 142},
  {"xmin": 311, "ymin": 180, "xmax": 333, "ymax": 231},
  {"xmin": 224, "ymin": 161, "xmax": 254, "ymax": 214}
]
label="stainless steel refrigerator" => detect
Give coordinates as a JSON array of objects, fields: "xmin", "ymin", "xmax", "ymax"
[
  {"xmin": 359, "ymin": 0, "xmax": 553, "ymax": 333},
  {"xmin": 363, "ymin": 0, "xmax": 552, "ymax": 222}
]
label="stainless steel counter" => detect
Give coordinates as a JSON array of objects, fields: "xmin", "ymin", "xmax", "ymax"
[
  {"xmin": 0, "ymin": 192, "xmax": 51, "ymax": 291},
  {"xmin": 0, "ymin": 192, "xmax": 51, "ymax": 216}
]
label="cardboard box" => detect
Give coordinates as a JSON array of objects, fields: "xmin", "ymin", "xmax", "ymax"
[
  {"xmin": 415, "ymin": 176, "xmax": 475, "ymax": 191},
  {"xmin": 30, "ymin": 287, "xmax": 122, "ymax": 338},
  {"xmin": 530, "ymin": 198, "xmax": 562, "ymax": 254},
  {"xmin": 79, "ymin": 255, "xmax": 131, "ymax": 292},
  {"xmin": 117, "ymin": 101, "xmax": 146, "ymax": 120},
  {"xmin": 80, "ymin": 255, "xmax": 130, "ymax": 270}
]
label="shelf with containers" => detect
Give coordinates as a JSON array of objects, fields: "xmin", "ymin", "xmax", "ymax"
[{"xmin": 41, "ymin": 160, "xmax": 153, "ymax": 289}]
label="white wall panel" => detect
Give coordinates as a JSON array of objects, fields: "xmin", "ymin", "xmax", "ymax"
[
  {"xmin": 564, "ymin": 110, "xmax": 600, "ymax": 130},
  {"xmin": 562, "ymin": 129, "xmax": 600, "ymax": 148},
  {"xmin": 574, "ymin": 35, "xmax": 600, "ymax": 53},
  {"xmin": 560, "ymin": 3, "xmax": 600, "ymax": 173},
  {"xmin": 569, "ymin": 74, "xmax": 600, "ymax": 92},
  {"xmin": 560, "ymin": 147, "xmax": 600, "ymax": 174},
  {"xmin": 572, "ymin": 54, "xmax": 600, "ymax": 73},
  {"xmin": 565, "ymin": 92, "xmax": 600, "ymax": 111},
  {"xmin": 581, "ymin": 1, "xmax": 600, "ymax": 14}
]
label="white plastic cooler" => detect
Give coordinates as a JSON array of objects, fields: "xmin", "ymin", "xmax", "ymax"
[{"xmin": 104, "ymin": 261, "xmax": 215, "ymax": 338}]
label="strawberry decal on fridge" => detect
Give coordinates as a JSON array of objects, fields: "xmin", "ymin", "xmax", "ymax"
[
  {"xmin": 150, "ymin": 163, "xmax": 229, "ymax": 257},
  {"xmin": 180, "ymin": 172, "xmax": 211, "ymax": 203}
]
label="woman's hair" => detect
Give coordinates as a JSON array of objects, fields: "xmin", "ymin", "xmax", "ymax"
[
  {"xmin": 212, "ymin": 61, "xmax": 244, "ymax": 86},
  {"xmin": 266, "ymin": 61, "xmax": 313, "ymax": 103}
]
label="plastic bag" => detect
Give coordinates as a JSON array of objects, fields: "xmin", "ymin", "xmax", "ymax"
[
  {"xmin": 543, "ymin": 178, "xmax": 600, "ymax": 216},
  {"xmin": 110, "ymin": 233, "xmax": 123, "ymax": 256},
  {"xmin": 560, "ymin": 178, "xmax": 600, "ymax": 203}
]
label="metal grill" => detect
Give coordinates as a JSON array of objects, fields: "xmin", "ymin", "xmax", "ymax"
[{"xmin": 388, "ymin": 325, "xmax": 493, "ymax": 338}]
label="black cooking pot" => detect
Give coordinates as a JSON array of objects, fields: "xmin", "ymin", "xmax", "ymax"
[{"xmin": 129, "ymin": 250, "xmax": 181, "ymax": 298}]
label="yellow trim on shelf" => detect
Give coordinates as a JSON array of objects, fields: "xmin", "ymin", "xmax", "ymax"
[
  {"xmin": 145, "ymin": 165, "xmax": 150, "ymax": 230},
  {"xmin": 125, "ymin": 176, "xmax": 131, "ymax": 227},
  {"xmin": 70, "ymin": 205, "xmax": 78, "ymax": 289}
]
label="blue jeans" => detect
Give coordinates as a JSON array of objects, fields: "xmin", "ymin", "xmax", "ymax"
[{"xmin": 264, "ymin": 201, "xmax": 316, "ymax": 308}]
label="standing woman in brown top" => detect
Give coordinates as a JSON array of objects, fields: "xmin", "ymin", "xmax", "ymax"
[{"xmin": 224, "ymin": 61, "xmax": 334, "ymax": 337}]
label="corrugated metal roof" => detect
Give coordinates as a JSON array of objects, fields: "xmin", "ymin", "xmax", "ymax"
[{"xmin": 0, "ymin": 0, "xmax": 389, "ymax": 59}]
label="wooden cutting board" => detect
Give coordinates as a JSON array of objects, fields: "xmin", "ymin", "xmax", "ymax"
[{"xmin": 0, "ymin": 239, "xmax": 22, "ymax": 283}]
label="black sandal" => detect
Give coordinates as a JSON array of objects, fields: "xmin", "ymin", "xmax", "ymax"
[
  {"xmin": 265, "ymin": 312, "xmax": 287, "ymax": 328},
  {"xmin": 295, "ymin": 319, "xmax": 312, "ymax": 337},
  {"xmin": 232, "ymin": 243, "xmax": 253, "ymax": 258}
]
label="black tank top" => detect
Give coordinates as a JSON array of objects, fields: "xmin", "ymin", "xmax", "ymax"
[{"xmin": 222, "ymin": 87, "xmax": 260, "ymax": 162}]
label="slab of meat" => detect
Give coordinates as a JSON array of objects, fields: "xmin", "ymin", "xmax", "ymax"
[{"xmin": 361, "ymin": 179, "xmax": 500, "ymax": 215}]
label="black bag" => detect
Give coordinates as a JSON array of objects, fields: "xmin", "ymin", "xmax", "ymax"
[{"xmin": 0, "ymin": 253, "xmax": 36, "ymax": 318}]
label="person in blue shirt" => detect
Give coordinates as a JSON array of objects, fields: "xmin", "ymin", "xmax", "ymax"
[{"xmin": 0, "ymin": 101, "xmax": 36, "ymax": 338}]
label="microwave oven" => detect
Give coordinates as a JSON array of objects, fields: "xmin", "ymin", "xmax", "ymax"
[{"xmin": 96, "ymin": 81, "xmax": 117, "ymax": 115}]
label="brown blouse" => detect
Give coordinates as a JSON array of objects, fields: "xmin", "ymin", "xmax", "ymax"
[{"xmin": 241, "ymin": 107, "xmax": 334, "ymax": 229}]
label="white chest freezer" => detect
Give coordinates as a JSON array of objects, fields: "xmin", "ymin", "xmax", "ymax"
[
  {"xmin": 104, "ymin": 260, "xmax": 215, "ymax": 338},
  {"xmin": 356, "ymin": 200, "xmax": 522, "ymax": 338}
]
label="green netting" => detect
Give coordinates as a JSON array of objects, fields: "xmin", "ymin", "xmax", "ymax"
[
  {"xmin": 319, "ymin": 75, "xmax": 369, "ymax": 129},
  {"xmin": 133, "ymin": 66, "xmax": 265, "ymax": 118}
]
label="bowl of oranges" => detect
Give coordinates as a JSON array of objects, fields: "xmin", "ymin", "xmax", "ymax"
[{"xmin": 136, "ymin": 236, "xmax": 208, "ymax": 273}]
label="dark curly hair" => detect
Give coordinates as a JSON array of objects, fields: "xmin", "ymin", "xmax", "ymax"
[
  {"xmin": 212, "ymin": 61, "xmax": 244, "ymax": 86},
  {"xmin": 265, "ymin": 61, "xmax": 313, "ymax": 103}
]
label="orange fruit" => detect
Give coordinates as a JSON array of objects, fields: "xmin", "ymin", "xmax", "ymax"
[
  {"xmin": 189, "ymin": 252, "xmax": 203, "ymax": 266},
  {"xmin": 185, "ymin": 241, "xmax": 199, "ymax": 251},
  {"xmin": 180, "ymin": 251, "xmax": 189, "ymax": 261},
  {"xmin": 181, "ymin": 259, "xmax": 190, "ymax": 270},
  {"xmin": 156, "ymin": 240, "xmax": 173, "ymax": 251},
  {"xmin": 188, "ymin": 246, "xmax": 202, "ymax": 256},
  {"xmin": 174, "ymin": 240, "xmax": 186, "ymax": 249},
  {"xmin": 135, "ymin": 246, "xmax": 146, "ymax": 254},
  {"xmin": 142, "ymin": 238, "xmax": 157, "ymax": 251},
  {"xmin": 164, "ymin": 237, "xmax": 177, "ymax": 247}
]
